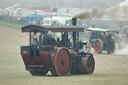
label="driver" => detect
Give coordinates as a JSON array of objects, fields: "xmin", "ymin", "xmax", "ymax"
[{"xmin": 43, "ymin": 31, "xmax": 56, "ymax": 46}]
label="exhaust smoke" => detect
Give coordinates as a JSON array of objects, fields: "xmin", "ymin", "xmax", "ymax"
[
  {"xmin": 114, "ymin": 42, "xmax": 128, "ymax": 55},
  {"xmin": 114, "ymin": 29, "xmax": 128, "ymax": 55},
  {"xmin": 74, "ymin": 8, "xmax": 105, "ymax": 20},
  {"xmin": 74, "ymin": 0, "xmax": 128, "ymax": 20}
]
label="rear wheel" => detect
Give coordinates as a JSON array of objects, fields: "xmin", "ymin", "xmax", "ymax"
[
  {"xmin": 51, "ymin": 48, "xmax": 71, "ymax": 76},
  {"xmin": 93, "ymin": 39, "xmax": 103, "ymax": 54},
  {"xmin": 29, "ymin": 69, "xmax": 48, "ymax": 76}
]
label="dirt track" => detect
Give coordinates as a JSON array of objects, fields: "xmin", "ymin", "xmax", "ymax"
[{"xmin": 0, "ymin": 25, "xmax": 128, "ymax": 85}]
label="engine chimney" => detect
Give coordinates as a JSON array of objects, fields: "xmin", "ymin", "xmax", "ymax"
[
  {"xmin": 72, "ymin": 18, "xmax": 78, "ymax": 51},
  {"xmin": 72, "ymin": 18, "xmax": 77, "ymax": 26}
]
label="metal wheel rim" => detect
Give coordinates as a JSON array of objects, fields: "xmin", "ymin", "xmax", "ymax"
[{"xmin": 55, "ymin": 48, "xmax": 71, "ymax": 76}]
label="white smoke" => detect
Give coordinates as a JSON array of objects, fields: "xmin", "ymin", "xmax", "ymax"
[
  {"xmin": 114, "ymin": 44, "xmax": 128, "ymax": 55},
  {"xmin": 114, "ymin": 33, "xmax": 128, "ymax": 55}
]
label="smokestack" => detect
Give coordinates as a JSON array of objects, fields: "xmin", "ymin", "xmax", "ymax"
[
  {"xmin": 72, "ymin": 18, "xmax": 78, "ymax": 52},
  {"xmin": 72, "ymin": 18, "xmax": 77, "ymax": 26}
]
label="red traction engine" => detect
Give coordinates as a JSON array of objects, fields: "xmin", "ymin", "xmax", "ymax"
[{"xmin": 21, "ymin": 25, "xmax": 95, "ymax": 76}]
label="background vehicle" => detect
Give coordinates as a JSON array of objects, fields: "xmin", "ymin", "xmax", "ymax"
[
  {"xmin": 20, "ymin": 25, "xmax": 95, "ymax": 76},
  {"xmin": 87, "ymin": 28, "xmax": 117, "ymax": 54}
]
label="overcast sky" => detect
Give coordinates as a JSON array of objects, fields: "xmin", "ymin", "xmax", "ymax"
[{"xmin": 0, "ymin": 0, "xmax": 124, "ymax": 8}]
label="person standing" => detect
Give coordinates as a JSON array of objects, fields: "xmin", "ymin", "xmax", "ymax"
[{"xmin": 31, "ymin": 31, "xmax": 40, "ymax": 56}]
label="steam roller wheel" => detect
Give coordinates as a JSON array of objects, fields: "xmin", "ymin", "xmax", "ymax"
[
  {"xmin": 71, "ymin": 54, "xmax": 95, "ymax": 74},
  {"xmin": 93, "ymin": 39, "xmax": 103, "ymax": 54},
  {"xmin": 81, "ymin": 55, "xmax": 95, "ymax": 74},
  {"xmin": 29, "ymin": 69, "xmax": 48, "ymax": 76},
  {"xmin": 50, "ymin": 48, "xmax": 71, "ymax": 76}
]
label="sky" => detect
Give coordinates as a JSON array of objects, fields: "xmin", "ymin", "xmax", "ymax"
[{"xmin": 0, "ymin": 0, "xmax": 124, "ymax": 9}]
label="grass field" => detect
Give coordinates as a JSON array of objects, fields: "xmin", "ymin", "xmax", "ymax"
[{"xmin": 0, "ymin": 24, "xmax": 128, "ymax": 85}]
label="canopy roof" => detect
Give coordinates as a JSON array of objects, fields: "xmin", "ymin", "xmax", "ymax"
[
  {"xmin": 87, "ymin": 28, "xmax": 109, "ymax": 32},
  {"xmin": 86, "ymin": 28, "xmax": 118, "ymax": 33},
  {"xmin": 22, "ymin": 25, "xmax": 85, "ymax": 32}
]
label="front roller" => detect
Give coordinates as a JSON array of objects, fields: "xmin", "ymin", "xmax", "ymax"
[
  {"xmin": 50, "ymin": 48, "xmax": 71, "ymax": 76},
  {"xmin": 80, "ymin": 54, "xmax": 95, "ymax": 74},
  {"xmin": 71, "ymin": 53, "xmax": 95, "ymax": 74}
]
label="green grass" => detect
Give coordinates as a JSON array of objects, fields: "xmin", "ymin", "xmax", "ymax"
[
  {"xmin": 0, "ymin": 24, "xmax": 128, "ymax": 85},
  {"xmin": 0, "ymin": 21, "xmax": 24, "ymax": 30}
]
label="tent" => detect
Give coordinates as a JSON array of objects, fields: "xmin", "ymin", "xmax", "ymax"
[{"xmin": 26, "ymin": 14, "xmax": 43, "ymax": 24}]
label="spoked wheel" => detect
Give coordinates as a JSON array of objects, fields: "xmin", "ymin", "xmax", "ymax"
[
  {"xmin": 84, "ymin": 42, "xmax": 91, "ymax": 52},
  {"xmin": 29, "ymin": 69, "xmax": 48, "ymax": 76},
  {"xmin": 51, "ymin": 48, "xmax": 71, "ymax": 76},
  {"xmin": 93, "ymin": 39, "xmax": 103, "ymax": 54}
]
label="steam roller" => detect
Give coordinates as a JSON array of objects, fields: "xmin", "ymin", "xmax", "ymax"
[{"xmin": 20, "ymin": 19, "xmax": 95, "ymax": 76}]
